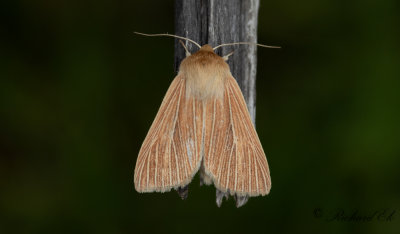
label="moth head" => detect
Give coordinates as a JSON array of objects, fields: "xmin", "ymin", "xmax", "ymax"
[{"xmin": 199, "ymin": 44, "xmax": 214, "ymax": 52}]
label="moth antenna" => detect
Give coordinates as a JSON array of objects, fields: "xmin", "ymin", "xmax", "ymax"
[
  {"xmin": 179, "ymin": 40, "xmax": 191, "ymax": 57},
  {"xmin": 134, "ymin": 32, "xmax": 201, "ymax": 49},
  {"xmin": 213, "ymin": 42, "xmax": 280, "ymax": 50}
]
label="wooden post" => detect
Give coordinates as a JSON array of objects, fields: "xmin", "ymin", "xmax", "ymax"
[
  {"xmin": 174, "ymin": 0, "xmax": 259, "ymax": 124},
  {"xmin": 174, "ymin": 0, "xmax": 260, "ymax": 207}
]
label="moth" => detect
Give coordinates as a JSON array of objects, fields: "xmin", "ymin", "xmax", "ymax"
[{"xmin": 134, "ymin": 32, "xmax": 279, "ymax": 207}]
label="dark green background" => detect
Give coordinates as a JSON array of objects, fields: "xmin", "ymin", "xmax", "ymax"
[{"xmin": 1, "ymin": 0, "xmax": 399, "ymax": 233}]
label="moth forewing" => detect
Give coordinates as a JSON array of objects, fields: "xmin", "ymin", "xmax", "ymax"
[
  {"xmin": 134, "ymin": 76, "xmax": 203, "ymax": 193},
  {"xmin": 202, "ymin": 76, "xmax": 271, "ymax": 197}
]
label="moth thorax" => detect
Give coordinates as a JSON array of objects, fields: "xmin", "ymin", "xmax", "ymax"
[
  {"xmin": 180, "ymin": 53, "xmax": 231, "ymax": 100},
  {"xmin": 185, "ymin": 70, "xmax": 227, "ymax": 100}
]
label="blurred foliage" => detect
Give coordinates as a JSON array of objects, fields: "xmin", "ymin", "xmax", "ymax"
[{"xmin": 1, "ymin": 0, "xmax": 400, "ymax": 233}]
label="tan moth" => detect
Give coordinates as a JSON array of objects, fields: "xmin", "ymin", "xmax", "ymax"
[{"xmin": 134, "ymin": 32, "xmax": 279, "ymax": 207}]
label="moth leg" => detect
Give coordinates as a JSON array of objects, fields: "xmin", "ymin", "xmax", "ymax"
[
  {"xmin": 179, "ymin": 40, "xmax": 191, "ymax": 57},
  {"xmin": 222, "ymin": 51, "xmax": 235, "ymax": 61},
  {"xmin": 177, "ymin": 185, "xmax": 189, "ymax": 200},
  {"xmin": 234, "ymin": 194, "xmax": 249, "ymax": 208},
  {"xmin": 216, "ymin": 189, "xmax": 229, "ymax": 207}
]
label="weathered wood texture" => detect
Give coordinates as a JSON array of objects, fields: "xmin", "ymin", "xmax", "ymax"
[{"xmin": 174, "ymin": 0, "xmax": 260, "ymax": 123}]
